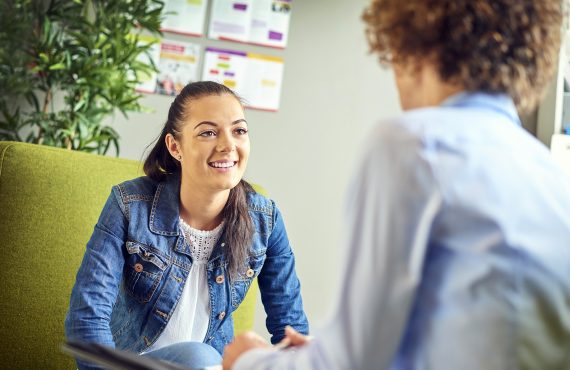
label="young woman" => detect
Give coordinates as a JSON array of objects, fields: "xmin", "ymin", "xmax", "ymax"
[
  {"xmin": 223, "ymin": 0, "xmax": 570, "ymax": 369},
  {"xmin": 65, "ymin": 81, "xmax": 309, "ymax": 370}
]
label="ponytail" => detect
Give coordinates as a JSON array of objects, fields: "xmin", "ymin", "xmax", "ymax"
[{"xmin": 222, "ymin": 180, "xmax": 255, "ymax": 278}]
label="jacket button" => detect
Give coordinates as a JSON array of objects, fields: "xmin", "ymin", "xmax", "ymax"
[
  {"xmin": 246, "ymin": 268, "xmax": 254, "ymax": 278},
  {"xmin": 215, "ymin": 275, "xmax": 224, "ymax": 284},
  {"xmin": 221, "ymin": 242, "xmax": 226, "ymax": 247},
  {"xmin": 134, "ymin": 263, "xmax": 143, "ymax": 272},
  {"xmin": 218, "ymin": 311, "xmax": 226, "ymax": 320}
]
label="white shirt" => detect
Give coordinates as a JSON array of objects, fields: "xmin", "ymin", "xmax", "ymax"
[
  {"xmin": 234, "ymin": 93, "xmax": 570, "ymax": 369},
  {"xmin": 145, "ymin": 220, "xmax": 224, "ymax": 352}
]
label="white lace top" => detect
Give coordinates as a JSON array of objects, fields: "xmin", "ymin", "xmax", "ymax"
[{"xmin": 144, "ymin": 219, "xmax": 224, "ymax": 352}]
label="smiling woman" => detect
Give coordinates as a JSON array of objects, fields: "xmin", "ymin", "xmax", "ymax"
[
  {"xmin": 65, "ymin": 81, "xmax": 309, "ymax": 370},
  {"xmin": 167, "ymin": 94, "xmax": 250, "ymax": 204}
]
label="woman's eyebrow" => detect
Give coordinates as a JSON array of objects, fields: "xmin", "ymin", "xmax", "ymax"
[
  {"xmin": 233, "ymin": 119, "xmax": 248, "ymax": 125},
  {"xmin": 194, "ymin": 119, "xmax": 247, "ymax": 129},
  {"xmin": 194, "ymin": 121, "xmax": 217, "ymax": 129}
]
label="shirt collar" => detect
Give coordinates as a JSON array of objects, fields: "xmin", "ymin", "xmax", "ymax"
[{"xmin": 440, "ymin": 91, "xmax": 522, "ymax": 126}]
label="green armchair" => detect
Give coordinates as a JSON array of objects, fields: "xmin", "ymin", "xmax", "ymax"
[{"xmin": 0, "ymin": 141, "xmax": 257, "ymax": 369}]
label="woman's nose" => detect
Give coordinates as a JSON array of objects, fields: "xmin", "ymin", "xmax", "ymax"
[{"xmin": 216, "ymin": 134, "xmax": 236, "ymax": 152}]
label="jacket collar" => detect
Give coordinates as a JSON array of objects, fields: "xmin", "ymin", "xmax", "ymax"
[
  {"xmin": 149, "ymin": 174, "xmax": 227, "ymax": 265},
  {"xmin": 149, "ymin": 175, "xmax": 181, "ymax": 236}
]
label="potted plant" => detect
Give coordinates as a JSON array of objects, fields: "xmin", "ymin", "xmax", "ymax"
[{"xmin": 0, "ymin": 0, "xmax": 164, "ymax": 155}]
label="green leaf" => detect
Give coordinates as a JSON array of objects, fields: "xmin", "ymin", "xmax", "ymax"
[
  {"xmin": 0, "ymin": 0, "xmax": 161, "ymax": 155},
  {"xmin": 48, "ymin": 63, "xmax": 66, "ymax": 70}
]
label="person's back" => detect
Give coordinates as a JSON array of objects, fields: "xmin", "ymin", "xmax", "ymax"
[
  {"xmin": 221, "ymin": 0, "xmax": 570, "ymax": 369},
  {"xmin": 390, "ymin": 93, "xmax": 570, "ymax": 369}
]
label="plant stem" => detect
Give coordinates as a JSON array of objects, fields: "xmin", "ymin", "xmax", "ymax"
[
  {"xmin": 37, "ymin": 87, "xmax": 52, "ymax": 145},
  {"xmin": 42, "ymin": 89, "xmax": 51, "ymax": 114},
  {"xmin": 65, "ymin": 136, "xmax": 72, "ymax": 150}
]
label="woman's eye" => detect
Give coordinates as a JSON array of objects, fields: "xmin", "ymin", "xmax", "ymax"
[
  {"xmin": 199, "ymin": 131, "xmax": 216, "ymax": 137},
  {"xmin": 235, "ymin": 128, "xmax": 248, "ymax": 135}
]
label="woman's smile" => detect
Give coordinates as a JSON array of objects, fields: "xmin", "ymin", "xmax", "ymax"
[{"xmin": 209, "ymin": 160, "xmax": 238, "ymax": 171}]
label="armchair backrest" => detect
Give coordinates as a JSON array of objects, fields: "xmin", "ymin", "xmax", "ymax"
[{"xmin": 0, "ymin": 142, "xmax": 257, "ymax": 368}]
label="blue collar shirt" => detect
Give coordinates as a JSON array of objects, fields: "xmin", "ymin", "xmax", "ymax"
[{"xmin": 234, "ymin": 92, "xmax": 570, "ymax": 370}]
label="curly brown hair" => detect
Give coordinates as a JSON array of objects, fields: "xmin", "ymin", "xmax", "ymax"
[{"xmin": 362, "ymin": 0, "xmax": 563, "ymax": 112}]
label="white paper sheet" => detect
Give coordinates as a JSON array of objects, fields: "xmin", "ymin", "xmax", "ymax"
[
  {"xmin": 135, "ymin": 35, "xmax": 161, "ymax": 94},
  {"xmin": 208, "ymin": 0, "xmax": 292, "ymax": 48},
  {"xmin": 161, "ymin": 0, "xmax": 209, "ymax": 37},
  {"xmin": 202, "ymin": 47, "xmax": 284, "ymax": 111},
  {"xmin": 156, "ymin": 40, "xmax": 201, "ymax": 96}
]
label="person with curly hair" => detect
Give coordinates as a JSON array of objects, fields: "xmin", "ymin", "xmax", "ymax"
[{"xmin": 222, "ymin": 0, "xmax": 570, "ymax": 369}]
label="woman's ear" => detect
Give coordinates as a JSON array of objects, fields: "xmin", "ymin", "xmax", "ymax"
[{"xmin": 165, "ymin": 133, "xmax": 181, "ymax": 161}]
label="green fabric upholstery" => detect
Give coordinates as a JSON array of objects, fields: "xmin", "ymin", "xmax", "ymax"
[{"xmin": 0, "ymin": 141, "xmax": 259, "ymax": 369}]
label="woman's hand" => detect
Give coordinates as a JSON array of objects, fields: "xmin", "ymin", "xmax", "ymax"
[
  {"xmin": 222, "ymin": 326, "xmax": 312, "ymax": 369},
  {"xmin": 222, "ymin": 331, "xmax": 271, "ymax": 370},
  {"xmin": 275, "ymin": 325, "xmax": 312, "ymax": 349}
]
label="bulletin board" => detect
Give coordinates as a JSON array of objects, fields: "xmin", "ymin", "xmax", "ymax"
[{"xmin": 135, "ymin": 0, "xmax": 292, "ymax": 112}]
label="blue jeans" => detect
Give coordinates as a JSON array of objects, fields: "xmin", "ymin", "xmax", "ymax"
[{"xmin": 143, "ymin": 342, "xmax": 222, "ymax": 369}]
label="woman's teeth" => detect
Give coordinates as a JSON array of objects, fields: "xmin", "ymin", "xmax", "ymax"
[{"xmin": 210, "ymin": 161, "xmax": 236, "ymax": 168}]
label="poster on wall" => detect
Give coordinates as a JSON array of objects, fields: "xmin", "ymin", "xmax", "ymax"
[
  {"xmin": 208, "ymin": 0, "xmax": 292, "ymax": 49},
  {"xmin": 249, "ymin": 0, "xmax": 291, "ymax": 48},
  {"xmin": 202, "ymin": 47, "xmax": 284, "ymax": 111},
  {"xmin": 134, "ymin": 35, "xmax": 161, "ymax": 94},
  {"xmin": 161, "ymin": 0, "xmax": 209, "ymax": 36},
  {"xmin": 156, "ymin": 41, "xmax": 201, "ymax": 96}
]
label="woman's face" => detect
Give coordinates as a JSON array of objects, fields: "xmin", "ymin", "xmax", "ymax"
[{"xmin": 167, "ymin": 94, "xmax": 250, "ymax": 193}]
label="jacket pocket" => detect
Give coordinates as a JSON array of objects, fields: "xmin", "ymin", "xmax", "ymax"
[
  {"xmin": 124, "ymin": 241, "xmax": 168, "ymax": 303},
  {"xmin": 231, "ymin": 254, "xmax": 265, "ymax": 308}
]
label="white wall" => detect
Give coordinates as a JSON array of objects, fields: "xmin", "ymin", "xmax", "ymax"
[{"xmin": 107, "ymin": 0, "xmax": 401, "ymax": 338}]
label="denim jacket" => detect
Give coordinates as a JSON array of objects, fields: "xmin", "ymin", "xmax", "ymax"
[{"xmin": 65, "ymin": 175, "xmax": 308, "ymax": 369}]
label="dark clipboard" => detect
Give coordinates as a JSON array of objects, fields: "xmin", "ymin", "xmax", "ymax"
[{"xmin": 61, "ymin": 340, "xmax": 205, "ymax": 370}]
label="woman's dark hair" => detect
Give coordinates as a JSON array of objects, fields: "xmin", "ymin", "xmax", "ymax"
[
  {"xmin": 362, "ymin": 0, "xmax": 563, "ymax": 113},
  {"xmin": 144, "ymin": 81, "xmax": 254, "ymax": 277}
]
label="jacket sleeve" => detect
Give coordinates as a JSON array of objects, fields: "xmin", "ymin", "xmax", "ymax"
[
  {"xmin": 64, "ymin": 187, "xmax": 128, "ymax": 370},
  {"xmin": 257, "ymin": 202, "xmax": 309, "ymax": 344}
]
